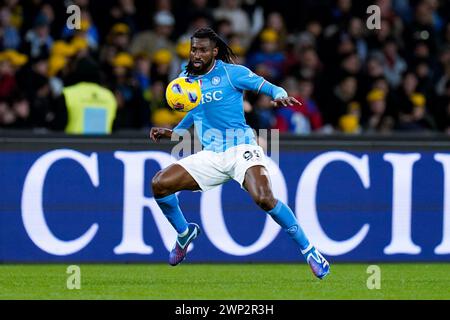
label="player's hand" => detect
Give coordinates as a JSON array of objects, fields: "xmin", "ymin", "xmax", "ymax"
[
  {"xmin": 271, "ymin": 97, "xmax": 302, "ymax": 107},
  {"xmin": 149, "ymin": 127, "xmax": 173, "ymax": 142}
]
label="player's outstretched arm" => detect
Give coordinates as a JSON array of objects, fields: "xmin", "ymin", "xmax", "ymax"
[
  {"xmin": 224, "ymin": 65, "xmax": 302, "ymax": 108},
  {"xmin": 149, "ymin": 127, "xmax": 173, "ymax": 142}
]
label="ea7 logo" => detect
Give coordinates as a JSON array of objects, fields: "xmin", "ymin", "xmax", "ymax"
[{"xmin": 366, "ymin": 5, "xmax": 381, "ymax": 30}]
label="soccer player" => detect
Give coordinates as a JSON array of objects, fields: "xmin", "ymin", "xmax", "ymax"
[{"xmin": 150, "ymin": 28, "xmax": 330, "ymax": 279}]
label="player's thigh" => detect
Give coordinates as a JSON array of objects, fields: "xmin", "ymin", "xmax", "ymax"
[
  {"xmin": 177, "ymin": 150, "xmax": 230, "ymax": 191},
  {"xmin": 152, "ymin": 163, "xmax": 201, "ymax": 193},
  {"xmin": 243, "ymin": 165, "xmax": 274, "ymax": 198},
  {"xmin": 230, "ymin": 145, "xmax": 269, "ymax": 191}
]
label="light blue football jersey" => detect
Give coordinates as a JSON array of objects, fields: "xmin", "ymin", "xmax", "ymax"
[{"xmin": 173, "ymin": 59, "xmax": 287, "ymax": 152}]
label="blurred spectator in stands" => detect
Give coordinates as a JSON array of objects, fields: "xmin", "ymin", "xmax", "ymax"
[
  {"xmin": 109, "ymin": 52, "xmax": 149, "ymax": 130},
  {"xmin": 291, "ymin": 20, "xmax": 322, "ymax": 57},
  {"xmin": 151, "ymin": 48, "xmax": 175, "ymax": 83},
  {"xmin": 362, "ymin": 88, "xmax": 395, "ymax": 133},
  {"xmin": 361, "ymin": 53, "xmax": 385, "ymax": 94},
  {"xmin": 73, "ymin": 0, "xmax": 90, "ymax": 10},
  {"xmin": 0, "ymin": 0, "xmax": 449, "ymax": 134},
  {"xmin": 48, "ymin": 57, "xmax": 117, "ymax": 134},
  {"xmin": 305, "ymin": 48, "xmax": 323, "ymax": 82},
  {"xmin": 62, "ymin": 9, "xmax": 99, "ymax": 51},
  {"xmin": 133, "ymin": 52, "xmax": 151, "ymax": 94},
  {"xmin": 274, "ymin": 77, "xmax": 322, "ymax": 134},
  {"xmin": 443, "ymin": 21, "xmax": 450, "ymax": 45},
  {"xmin": 176, "ymin": 0, "xmax": 214, "ymax": 38},
  {"xmin": 40, "ymin": 3, "xmax": 55, "ymax": 32},
  {"xmin": 148, "ymin": 80, "xmax": 166, "ymax": 116},
  {"xmin": 297, "ymin": 76, "xmax": 323, "ymax": 131},
  {"xmin": 109, "ymin": 0, "xmax": 137, "ymax": 35},
  {"xmin": 9, "ymin": 93, "xmax": 30, "ymax": 128},
  {"xmin": 265, "ymin": 12, "xmax": 288, "ymax": 50},
  {"xmin": 284, "ymin": 20, "xmax": 322, "ymax": 76},
  {"xmin": 179, "ymin": 10, "xmax": 213, "ymax": 42},
  {"xmin": 347, "ymin": 17, "xmax": 368, "ymax": 63},
  {"xmin": 372, "ymin": 75, "xmax": 398, "ymax": 118},
  {"xmin": 253, "ymin": 94, "xmax": 275, "ymax": 130},
  {"xmin": 48, "ymin": 40, "xmax": 75, "ymax": 98},
  {"xmin": 0, "ymin": 50, "xmax": 22, "ymax": 101},
  {"xmin": 435, "ymin": 45, "xmax": 450, "ymax": 96},
  {"xmin": 110, "ymin": 23, "xmax": 131, "ymax": 52},
  {"xmin": 130, "ymin": 10, "xmax": 175, "ymax": 57},
  {"xmin": 431, "ymin": 78, "xmax": 450, "ymax": 133},
  {"xmin": 403, "ymin": 0, "xmax": 438, "ymax": 57},
  {"xmin": 414, "ymin": 57, "xmax": 433, "ymax": 94},
  {"xmin": 174, "ymin": 38, "xmax": 190, "ymax": 74},
  {"xmin": 21, "ymin": 13, "xmax": 53, "ymax": 59},
  {"xmin": 0, "ymin": 49, "xmax": 28, "ymax": 128},
  {"xmin": 381, "ymin": 37, "xmax": 407, "ymax": 88},
  {"xmin": 215, "ymin": 18, "xmax": 233, "ymax": 40},
  {"xmin": 338, "ymin": 113, "xmax": 361, "ymax": 134},
  {"xmin": 3, "ymin": 0, "xmax": 22, "ymax": 32},
  {"xmin": 240, "ymin": 0, "xmax": 264, "ymax": 39},
  {"xmin": 48, "ymin": 54, "xmax": 66, "ymax": 98},
  {"xmin": 0, "ymin": 6, "xmax": 20, "ymax": 50},
  {"xmin": 155, "ymin": 0, "xmax": 172, "ymax": 13},
  {"xmin": 392, "ymin": 0, "xmax": 413, "ymax": 24},
  {"xmin": 410, "ymin": 38, "xmax": 432, "ymax": 63},
  {"xmin": 376, "ymin": 0, "xmax": 405, "ymax": 38},
  {"xmin": 319, "ymin": 0, "xmax": 352, "ymax": 40},
  {"xmin": 247, "ymin": 28, "xmax": 285, "ymax": 83},
  {"xmin": 69, "ymin": 36, "xmax": 90, "ymax": 60},
  {"xmin": 243, "ymin": 99, "xmax": 260, "ymax": 131},
  {"xmin": 339, "ymin": 50, "xmax": 363, "ymax": 80},
  {"xmin": 322, "ymin": 74, "xmax": 360, "ymax": 131},
  {"xmin": 99, "ymin": 23, "xmax": 131, "ymax": 71},
  {"xmin": 214, "ymin": 0, "xmax": 251, "ymax": 47},
  {"xmin": 287, "ymin": 46, "xmax": 323, "ymax": 95},
  {"xmin": 367, "ymin": 18, "xmax": 393, "ymax": 51},
  {"xmin": 51, "ymin": 40, "xmax": 76, "ymax": 60},
  {"xmin": 329, "ymin": 0, "xmax": 353, "ymax": 28},
  {"xmin": 228, "ymin": 33, "xmax": 246, "ymax": 64},
  {"xmin": 24, "ymin": 53, "xmax": 53, "ymax": 128},
  {"xmin": 322, "ymin": 31, "xmax": 355, "ymax": 70},
  {"xmin": 394, "ymin": 70, "xmax": 435, "ymax": 131}
]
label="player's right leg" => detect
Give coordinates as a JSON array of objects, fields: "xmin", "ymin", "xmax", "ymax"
[
  {"xmin": 152, "ymin": 164, "xmax": 201, "ymax": 266},
  {"xmin": 242, "ymin": 164, "xmax": 330, "ymax": 280}
]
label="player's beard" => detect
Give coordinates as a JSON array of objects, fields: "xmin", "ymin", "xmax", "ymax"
[{"xmin": 187, "ymin": 57, "xmax": 214, "ymax": 75}]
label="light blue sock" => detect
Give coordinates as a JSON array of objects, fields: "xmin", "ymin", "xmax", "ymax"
[
  {"xmin": 267, "ymin": 200, "xmax": 311, "ymax": 253},
  {"xmin": 155, "ymin": 194, "xmax": 188, "ymax": 234}
]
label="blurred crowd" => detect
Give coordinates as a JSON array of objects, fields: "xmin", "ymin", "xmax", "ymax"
[{"xmin": 0, "ymin": 0, "xmax": 449, "ymax": 134}]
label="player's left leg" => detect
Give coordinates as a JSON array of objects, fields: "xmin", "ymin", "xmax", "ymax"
[{"xmin": 243, "ymin": 165, "xmax": 330, "ymax": 279}]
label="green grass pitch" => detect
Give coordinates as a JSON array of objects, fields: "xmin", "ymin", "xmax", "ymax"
[{"xmin": 1, "ymin": 263, "xmax": 449, "ymax": 300}]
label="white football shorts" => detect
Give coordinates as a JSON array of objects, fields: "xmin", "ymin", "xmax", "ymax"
[{"xmin": 176, "ymin": 144, "xmax": 268, "ymax": 191}]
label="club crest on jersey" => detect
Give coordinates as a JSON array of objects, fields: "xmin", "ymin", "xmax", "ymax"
[{"xmin": 211, "ymin": 76, "xmax": 221, "ymax": 86}]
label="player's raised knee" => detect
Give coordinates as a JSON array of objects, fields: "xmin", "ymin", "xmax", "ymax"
[{"xmin": 152, "ymin": 171, "xmax": 171, "ymax": 198}]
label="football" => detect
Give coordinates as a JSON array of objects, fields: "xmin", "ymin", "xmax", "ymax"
[{"xmin": 165, "ymin": 77, "xmax": 202, "ymax": 112}]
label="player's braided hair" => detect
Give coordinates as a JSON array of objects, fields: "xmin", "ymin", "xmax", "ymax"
[{"xmin": 185, "ymin": 27, "xmax": 236, "ymax": 75}]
